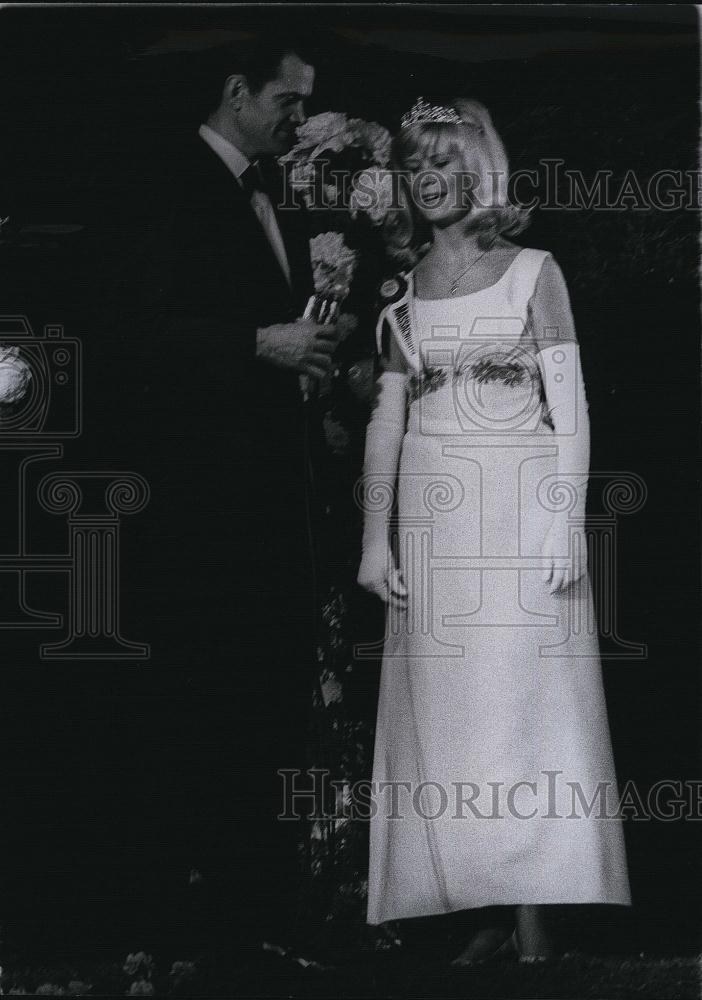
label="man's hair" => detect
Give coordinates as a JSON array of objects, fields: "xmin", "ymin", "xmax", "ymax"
[{"xmin": 204, "ymin": 31, "xmax": 315, "ymax": 108}]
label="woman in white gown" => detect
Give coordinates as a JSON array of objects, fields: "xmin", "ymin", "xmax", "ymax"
[{"xmin": 357, "ymin": 98, "xmax": 631, "ymax": 962}]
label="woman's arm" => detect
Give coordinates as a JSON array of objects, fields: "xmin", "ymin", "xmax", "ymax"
[
  {"xmin": 357, "ymin": 322, "xmax": 409, "ymax": 609},
  {"xmin": 530, "ymin": 256, "xmax": 590, "ymax": 593}
]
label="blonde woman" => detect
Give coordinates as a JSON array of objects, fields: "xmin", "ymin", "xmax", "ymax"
[{"xmin": 357, "ymin": 98, "xmax": 630, "ymax": 963}]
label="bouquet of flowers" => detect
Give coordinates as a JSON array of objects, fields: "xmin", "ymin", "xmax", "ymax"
[
  {"xmin": 304, "ymin": 231, "xmax": 358, "ymax": 325},
  {"xmin": 279, "ymin": 111, "xmax": 397, "ymax": 411},
  {"xmin": 280, "ymin": 112, "xmax": 392, "ymax": 205}
]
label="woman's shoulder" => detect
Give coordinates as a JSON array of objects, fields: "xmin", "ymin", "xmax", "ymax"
[
  {"xmin": 509, "ymin": 245, "xmax": 569, "ymax": 293},
  {"xmin": 503, "ymin": 241, "xmax": 553, "ymax": 263},
  {"xmin": 514, "ymin": 244, "xmax": 571, "ymax": 273}
]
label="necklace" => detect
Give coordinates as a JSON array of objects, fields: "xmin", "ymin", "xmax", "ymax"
[
  {"xmin": 422, "ymin": 238, "xmax": 498, "ymax": 297},
  {"xmin": 447, "ymin": 238, "xmax": 498, "ymax": 295}
]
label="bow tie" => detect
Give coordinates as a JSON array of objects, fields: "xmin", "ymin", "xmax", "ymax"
[{"xmin": 240, "ymin": 162, "xmax": 268, "ymax": 198}]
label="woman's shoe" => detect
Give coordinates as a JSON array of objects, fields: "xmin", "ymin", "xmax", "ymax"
[
  {"xmin": 518, "ymin": 942, "xmax": 558, "ymax": 964},
  {"xmin": 450, "ymin": 927, "xmax": 517, "ymax": 967}
]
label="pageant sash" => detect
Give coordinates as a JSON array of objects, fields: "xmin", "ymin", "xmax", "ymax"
[{"xmin": 375, "ymin": 271, "xmax": 422, "ymax": 374}]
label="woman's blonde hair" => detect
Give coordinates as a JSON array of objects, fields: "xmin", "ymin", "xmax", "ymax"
[{"xmin": 383, "ymin": 98, "xmax": 530, "ymax": 264}]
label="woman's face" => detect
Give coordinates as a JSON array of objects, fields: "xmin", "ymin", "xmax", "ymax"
[{"xmin": 404, "ymin": 136, "xmax": 473, "ymax": 228}]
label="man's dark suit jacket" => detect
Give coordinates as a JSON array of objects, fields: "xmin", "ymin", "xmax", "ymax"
[
  {"xmin": 12, "ymin": 131, "xmax": 325, "ymax": 946},
  {"xmin": 119, "ymin": 134, "xmax": 318, "ymax": 676},
  {"xmin": 100, "ymin": 134, "xmax": 322, "ymax": 868}
]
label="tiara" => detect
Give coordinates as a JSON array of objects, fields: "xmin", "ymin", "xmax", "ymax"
[{"xmin": 401, "ymin": 96, "xmax": 463, "ymax": 129}]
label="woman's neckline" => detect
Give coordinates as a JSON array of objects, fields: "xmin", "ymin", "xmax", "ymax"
[{"xmin": 412, "ymin": 247, "xmax": 528, "ymax": 302}]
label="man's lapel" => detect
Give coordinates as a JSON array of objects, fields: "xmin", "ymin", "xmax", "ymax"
[
  {"xmin": 230, "ymin": 170, "xmax": 296, "ymax": 300},
  {"xmin": 261, "ymin": 159, "xmax": 313, "ymax": 311},
  {"xmin": 196, "ymin": 139, "xmax": 297, "ymax": 305}
]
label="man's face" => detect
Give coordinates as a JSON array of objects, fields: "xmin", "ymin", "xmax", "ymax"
[{"xmin": 239, "ymin": 53, "xmax": 314, "ymax": 157}]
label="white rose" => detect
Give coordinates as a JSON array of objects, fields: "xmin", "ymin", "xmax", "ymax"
[
  {"xmin": 324, "ymin": 183, "xmax": 340, "ymax": 207},
  {"xmin": 349, "ymin": 169, "xmax": 395, "ymax": 224},
  {"xmin": 310, "ymin": 233, "xmax": 358, "ymax": 296},
  {"xmin": 289, "ymin": 162, "xmax": 315, "ymax": 189},
  {"xmin": 294, "ymin": 112, "xmax": 349, "ymax": 150},
  {"xmin": 127, "ymin": 981, "xmax": 154, "ymax": 997},
  {"xmin": 361, "ymin": 121, "xmax": 393, "ymax": 167},
  {"xmin": 0, "ymin": 346, "xmax": 31, "ymax": 404}
]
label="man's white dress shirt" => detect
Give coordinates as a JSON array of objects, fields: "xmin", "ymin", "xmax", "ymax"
[{"xmin": 198, "ymin": 123, "xmax": 292, "ymax": 288}]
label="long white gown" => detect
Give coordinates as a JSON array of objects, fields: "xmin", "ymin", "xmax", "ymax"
[{"xmin": 366, "ymin": 247, "xmax": 631, "ymax": 925}]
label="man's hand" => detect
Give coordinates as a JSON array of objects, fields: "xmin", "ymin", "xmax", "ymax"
[{"xmin": 256, "ymin": 320, "xmax": 340, "ymax": 379}]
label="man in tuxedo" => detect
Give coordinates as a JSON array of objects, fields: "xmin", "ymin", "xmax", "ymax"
[{"xmin": 116, "ymin": 35, "xmax": 337, "ymax": 953}]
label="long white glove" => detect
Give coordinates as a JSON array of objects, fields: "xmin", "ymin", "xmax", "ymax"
[
  {"xmin": 537, "ymin": 341, "xmax": 591, "ymax": 593},
  {"xmin": 357, "ymin": 370, "xmax": 409, "ymax": 610}
]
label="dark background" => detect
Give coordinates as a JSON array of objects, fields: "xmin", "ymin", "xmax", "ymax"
[{"xmin": 0, "ymin": 3, "xmax": 699, "ymax": 963}]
